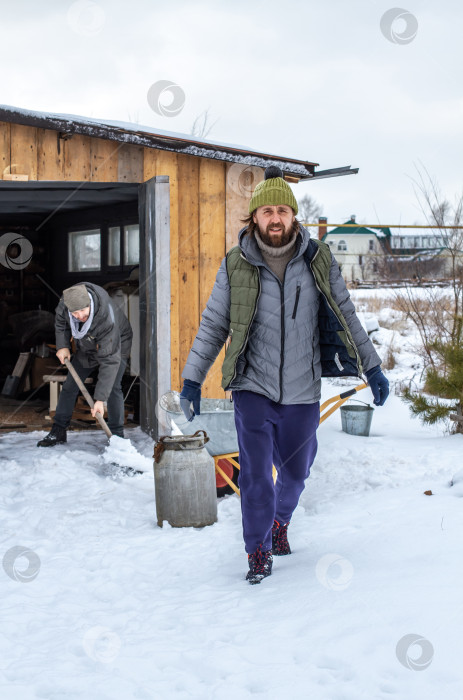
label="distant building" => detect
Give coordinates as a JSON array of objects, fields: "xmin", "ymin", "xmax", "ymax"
[
  {"xmin": 318, "ymin": 215, "xmax": 391, "ymax": 282},
  {"xmin": 313, "ymin": 216, "xmax": 453, "ymax": 283}
]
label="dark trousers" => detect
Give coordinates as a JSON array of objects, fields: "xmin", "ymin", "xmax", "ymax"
[
  {"xmin": 53, "ymin": 356, "xmax": 127, "ymax": 436},
  {"xmin": 233, "ymin": 390, "xmax": 319, "ymax": 554}
]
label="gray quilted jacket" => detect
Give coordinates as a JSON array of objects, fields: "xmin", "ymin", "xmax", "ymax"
[{"xmin": 182, "ymin": 226, "xmax": 381, "ymax": 404}]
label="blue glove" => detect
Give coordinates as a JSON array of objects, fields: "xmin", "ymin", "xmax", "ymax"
[
  {"xmin": 365, "ymin": 366, "xmax": 389, "ymax": 406},
  {"xmin": 179, "ymin": 379, "xmax": 201, "ymax": 422}
]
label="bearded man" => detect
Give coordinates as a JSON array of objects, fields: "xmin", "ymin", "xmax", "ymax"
[{"xmin": 179, "ymin": 166, "xmax": 389, "ymax": 584}]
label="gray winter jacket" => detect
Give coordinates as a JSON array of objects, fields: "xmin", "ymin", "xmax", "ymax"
[
  {"xmin": 182, "ymin": 226, "xmax": 381, "ymax": 404},
  {"xmin": 55, "ymin": 282, "xmax": 133, "ymax": 402}
]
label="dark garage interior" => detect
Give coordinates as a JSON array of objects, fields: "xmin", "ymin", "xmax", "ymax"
[{"xmin": 0, "ymin": 181, "xmax": 141, "ymax": 431}]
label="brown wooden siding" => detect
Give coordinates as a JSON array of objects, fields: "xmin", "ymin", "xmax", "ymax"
[
  {"xmin": 0, "ymin": 121, "xmax": 265, "ymax": 397},
  {"xmin": 0, "ymin": 121, "xmax": 10, "ymax": 177},
  {"xmin": 37, "ymin": 129, "xmax": 64, "ymax": 180}
]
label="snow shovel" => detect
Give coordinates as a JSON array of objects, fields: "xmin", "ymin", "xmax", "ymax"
[
  {"xmin": 63, "ymin": 357, "xmax": 144, "ymax": 477},
  {"xmin": 64, "ymin": 357, "xmax": 112, "ymax": 438}
]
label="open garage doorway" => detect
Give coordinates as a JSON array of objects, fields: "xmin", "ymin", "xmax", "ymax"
[{"xmin": 0, "ymin": 178, "xmax": 171, "ymax": 438}]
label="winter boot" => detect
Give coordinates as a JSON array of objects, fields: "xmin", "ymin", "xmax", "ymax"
[
  {"xmin": 246, "ymin": 546, "xmax": 273, "ymax": 585},
  {"xmin": 272, "ymin": 520, "xmax": 291, "ymax": 555},
  {"xmin": 37, "ymin": 424, "xmax": 67, "ymax": 447}
]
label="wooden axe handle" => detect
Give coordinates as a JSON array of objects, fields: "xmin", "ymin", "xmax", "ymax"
[{"xmin": 64, "ymin": 357, "xmax": 112, "ymax": 439}]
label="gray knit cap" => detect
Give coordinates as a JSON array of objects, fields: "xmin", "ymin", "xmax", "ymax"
[{"xmin": 62, "ymin": 284, "xmax": 91, "ymax": 312}]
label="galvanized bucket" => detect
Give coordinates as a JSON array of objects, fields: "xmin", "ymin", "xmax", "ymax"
[
  {"xmin": 159, "ymin": 391, "xmax": 238, "ymax": 456},
  {"xmin": 340, "ymin": 403, "xmax": 374, "ymax": 437}
]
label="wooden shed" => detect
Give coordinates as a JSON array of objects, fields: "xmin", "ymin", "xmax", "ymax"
[{"xmin": 0, "ymin": 104, "xmax": 358, "ymax": 436}]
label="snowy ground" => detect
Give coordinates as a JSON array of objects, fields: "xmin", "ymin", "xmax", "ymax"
[{"xmin": 1, "ymin": 295, "xmax": 463, "ymax": 700}]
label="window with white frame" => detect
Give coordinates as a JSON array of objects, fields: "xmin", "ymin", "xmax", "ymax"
[
  {"xmin": 369, "ymin": 239, "xmax": 374, "ymax": 251},
  {"xmin": 68, "ymin": 229, "xmax": 101, "ymax": 271},
  {"xmin": 338, "ymin": 240, "xmax": 347, "ymax": 251}
]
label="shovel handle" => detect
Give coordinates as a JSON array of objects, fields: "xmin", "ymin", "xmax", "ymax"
[{"xmin": 64, "ymin": 357, "xmax": 112, "ymax": 439}]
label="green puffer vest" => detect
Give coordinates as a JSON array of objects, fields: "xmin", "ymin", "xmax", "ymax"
[{"xmin": 221, "ymin": 238, "xmax": 362, "ymax": 390}]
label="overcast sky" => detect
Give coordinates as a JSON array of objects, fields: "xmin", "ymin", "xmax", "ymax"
[{"xmin": 1, "ymin": 0, "xmax": 461, "ymax": 230}]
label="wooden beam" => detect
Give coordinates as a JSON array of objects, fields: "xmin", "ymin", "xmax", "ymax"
[
  {"xmin": 155, "ymin": 150, "xmax": 180, "ymax": 391},
  {"xmin": 199, "ymin": 159, "xmax": 226, "ymax": 398},
  {"xmin": 138, "ymin": 175, "xmax": 171, "ymax": 439},
  {"xmin": 177, "ymin": 154, "xmax": 200, "ymax": 384}
]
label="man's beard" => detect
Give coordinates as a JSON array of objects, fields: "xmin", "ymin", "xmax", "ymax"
[{"xmin": 256, "ymin": 219, "xmax": 297, "ymax": 248}]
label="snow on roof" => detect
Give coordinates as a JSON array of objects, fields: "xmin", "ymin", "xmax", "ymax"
[
  {"xmin": 323, "ymin": 221, "xmax": 387, "ymax": 240},
  {"xmin": 386, "ymin": 249, "xmax": 446, "ymax": 262},
  {"xmin": 0, "ymin": 104, "xmax": 317, "ymax": 178}
]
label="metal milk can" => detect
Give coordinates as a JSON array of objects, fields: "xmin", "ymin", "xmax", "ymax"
[{"xmin": 153, "ymin": 430, "xmax": 218, "ymax": 528}]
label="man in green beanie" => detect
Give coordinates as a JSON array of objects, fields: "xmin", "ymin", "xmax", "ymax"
[
  {"xmin": 37, "ymin": 282, "xmax": 132, "ymax": 447},
  {"xmin": 180, "ymin": 165, "xmax": 389, "ymax": 584}
]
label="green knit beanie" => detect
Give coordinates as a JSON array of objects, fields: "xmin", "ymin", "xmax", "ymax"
[{"xmin": 249, "ymin": 166, "xmax": 298, "ymax": 214}]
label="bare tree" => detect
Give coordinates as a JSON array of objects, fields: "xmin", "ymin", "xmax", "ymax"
[
  {"xmin": 410, "ymin": 162, "xmax": 463, "ymax": 341},
  {"xmin": 191, "ymin": 109, "xmax": 219, "ymax": 139},
  {"xmin": 376, "ymin": 252, "xmax": 446, "ymax": 284},
  {"xmin": 399, "ymin": 164, "xmax": 463, "ymax": 431},
  {"xmin": 297, "ymin": 194, "xmax": 322, "ymax": 223}
]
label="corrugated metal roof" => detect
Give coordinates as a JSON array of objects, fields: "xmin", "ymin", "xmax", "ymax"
[{"xmin": 0, "ymin": 104, "xmax": 358, "ymax": 182}]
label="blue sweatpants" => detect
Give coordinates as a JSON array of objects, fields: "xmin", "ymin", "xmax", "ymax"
[{"xmin": 233, "ymin": 390, "xmax": 319, "ymax": 554}]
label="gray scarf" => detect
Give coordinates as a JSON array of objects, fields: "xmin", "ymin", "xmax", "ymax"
[{"xmin": 68, "ymin": 292, "xmax": 95, "ymax": 339}]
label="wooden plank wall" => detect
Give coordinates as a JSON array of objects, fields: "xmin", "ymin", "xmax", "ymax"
[
  {"xmin": 0, "ymin": 121, "xmax": 10, "ymax": 178},
  {"xmin": 199, "ymin": 159, "xmax": 226, "ymax": 397},
  {"xmin": 0, "ymin": 121, "xmax": 266, "ymax": 398},
  {"xmin": 11, "ymin": 124, "xmax": 37, "ymax": 179},
  {"xmin": 37, "ymin": 129, "xmax": 64, "ymax": 180},
  {"xmin": 225, "ymin": 163, "xmax": 263, "ymax": 251},
  {"xmin": 143, "ymin": 149, "xmax": 228, "ymax": 396}
]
